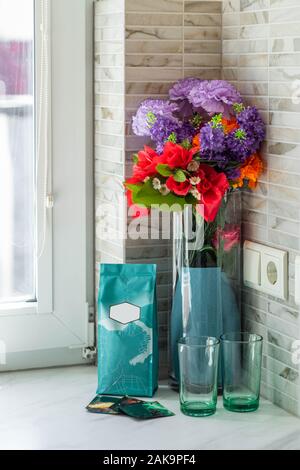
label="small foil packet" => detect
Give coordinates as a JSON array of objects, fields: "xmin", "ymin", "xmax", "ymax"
[
  {"xmin": 119, "ymin": 397, "xmax": 175, "ymax": 419},
  {"xmin": 86, "ymin": 395, "xmax": 121, "ymax": 415}
]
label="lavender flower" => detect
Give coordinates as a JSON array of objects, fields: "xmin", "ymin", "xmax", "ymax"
[
  {"xmin": 132, "ymin": 99, "xmax": 179, "ymax": 136},
  {"xmin": 237, "ymin": 106, "xmax": 266, "ymax": 151},
  {"xmin": 177, "ymin": 122, "xmax": 195, "ymax": 144},
  {"xmin": 226, "ymin": 130, "xmax": 254, "ymax": 162},
  {"xmin": 200, "ymin": 124, "xmax": 225, "ymax": 153},
  {"xmin": 188, "ymin": 80, "xmax": 241, "ymax": 117},
  {"xmin": 149, "ymin": 116, "xmax": 181, "ymax": 153},
  {"xmin": 225, "ymin": 107, "xmax": 266, "ymax": 162},
  {"xmin": 225, "ymin": 167, "xmax": 241, "ymax": 180}
]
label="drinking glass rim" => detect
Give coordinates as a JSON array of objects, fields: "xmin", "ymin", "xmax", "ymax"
[
  {"xmin": 220, "ymin": 332, "xmax": 263, "ymax": 344},
  {"xmin": 178, "ymin": 336, "xmax": 220, "ymax": 348}
]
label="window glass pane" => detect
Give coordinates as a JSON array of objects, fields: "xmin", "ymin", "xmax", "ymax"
[{"xmin": 0, "ymin": 0, "xmax": 35, "ymax": 303}]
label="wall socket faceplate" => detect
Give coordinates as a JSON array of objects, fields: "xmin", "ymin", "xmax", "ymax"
[{"xmin": 243, "ymin": 241, "xmax": 288, "ymax": 300}]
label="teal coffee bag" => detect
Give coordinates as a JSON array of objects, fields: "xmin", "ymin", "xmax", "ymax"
[{"xmin": 97, "ymin": 264, "xmax": 158, "ymax": 397}]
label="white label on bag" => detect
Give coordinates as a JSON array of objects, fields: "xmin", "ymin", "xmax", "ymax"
[{"xmin": 109, "ymin": 302, "xmax": 141, "ymax": 325}]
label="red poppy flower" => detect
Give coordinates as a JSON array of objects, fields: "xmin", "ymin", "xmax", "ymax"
[
  {"xmin": 212, "ymin": 224, "xmax": 240, "ymax": 252},
  {"xmin": 166, "ymin": 176, "xmax": 192, "ymax": 196},
  {"xmin": 133, "ymin": 145, "xmax": 167, "ymax": 182},
  {"xmin": 163, "ymin": 142, "xmax": 197, "ymax": 169},
  {"xmin": 195, "ymin": 165, "xmax": 229, "ymax": 222}
]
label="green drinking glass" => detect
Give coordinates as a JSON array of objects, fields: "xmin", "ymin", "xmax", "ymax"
[
  {"xmin": 178, "ymin": 336, "xmax": 220, "ymax": 417},
  {"xmin": 221, "ymin": 332, "xmax": 263, "ymax": 413}
]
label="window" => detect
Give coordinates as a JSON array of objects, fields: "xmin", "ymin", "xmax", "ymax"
[
  {"xmin": 0, "ymin": 0, "xmax": 94, "ymax": 371},
  {"xmin": 0, "ymin": 0, "xmax": 35, "ymax": 303}
]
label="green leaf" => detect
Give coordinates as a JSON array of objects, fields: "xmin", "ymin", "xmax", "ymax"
[
  {"xmin": 124, "ymin": 183, "xmax": 143, "ymax": 195},
  {"xmin": 132, "ymin": 180, "xmax": 187, "ymax": 211},
  {"xmin": 174, "ymin": 170, "xmax": 187, "ymax": 183},
  {"xmin": 132, "ymin": 154, "xmax": 139, "ymax": 164},
  {"xmin": 156, "ymin": 164, "xmax": 173, "ymax": 177}
]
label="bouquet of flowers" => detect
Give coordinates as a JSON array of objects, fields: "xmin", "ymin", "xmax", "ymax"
[{"xmin": 125, "ymin": 78, "xmax": 265, "ymax": 225}]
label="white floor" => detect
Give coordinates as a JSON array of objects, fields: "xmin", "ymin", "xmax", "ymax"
[{"xmin": 0, "ymin": 365, "xmax": 299, "ymax": 450}]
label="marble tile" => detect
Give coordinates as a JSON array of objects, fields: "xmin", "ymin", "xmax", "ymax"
[
  {"xmin": 126, "ymin": 40, "xmax": 183, "ymax": 54},
  {"xmin": 240, "ymin": 24, "xmax": 270, "ymax": 39},
  {"xmin": 184, "ymin": 13, "xmax": 222, "ymax": 26},
  {"xmin": 126, "ymin": 54, "xmax": 183, "ymax": 67},
  {"xmin": 237, "ymin": 81, "xmax": 268, "ymax": 95},
  {"xmin": 268, "ymin": 155, "xmax": 300, "ymax": 174},
  {"xmin": 270, "ymin": 23, "xmax": 300, "ymax": 38},
  {"xmin": 241, "ymin": 0, "xmax": 270, "ymax": 11},
  {"xmin": 222, "ymin": 26, "xmax": 239, "ymax": 39},
  {"xmin": 126, "ymin": 13, "xmax": 182, "ymax": 26},
  {"xmin": 270, "ymin": 53, "xmax": 300, "ymax": 67},
  {"xmin": 239, "ymin": 39, "xmax": 268, "ymax": 53},
  {"xmin": 96, "ymin": 107, "xmax": 124, "ymax": 122},
  {"xmin": 95, "ymin": 0, "xmax": 124, "ymax": 15},
  {"xmin": 95, "ymin": 27, "xmax": 124, "ymax": 41},
  {"xmin": 126, "ymin": 26, "xmax": 182, "ymax": 40},
  {"xmin": 125, "ymin": 82, "xmax": 172, "ymax": 95},
  {"xmin": 270, "ymin": 0, "xmax": 300, "ymax": 7},
  {"xmin": 268, "ymin": 342, "xmax": 299, "ymax": 370},
  {"xmin": 239, "ymin": 53, "xmax": 268, "ymax": 67},
  {"xmin": 262, "ymin": 367, "xmax": 300, "ymax": 401},
  {"xmin": 126, "ymin": 0, "xmax": 182, "ymax": 12},
  {"xmin": 240, "ymin": 10, "xmax": 269, "ymax": 25},
  {"xmin": 125, "ymin": 67, "xmax": 182, "ymax": 81},
  {"xmin": 270, "ymin": 6, "xmax": 300, "ymax": 24},
  {"xmin": 270, "ymin": 38, "xmax": 300, "ymax": 53},
  {"xmin": 184, "ymin": 1, "xmax": 222, "ymax": 14},
  {"xmin": 223, "ymin": 0, "xmax": 240, "ymax": 13},
  {"xmin": 268, "ymin": 169, "xmax": 300, "ymax": 189},
  {"xmin": 269, "ymin": 67, "xmax": 300, "ymax": 81},
  {"xmin": 184, "ymin": 53, "xmax": 221, "ymax": 67},
  {"xmin": 268, "ymin": 300, "xmax": 299, "ymax": 324},
  {"xmin": 268, "ymin": 228, "xmax": 300, "ymax": 251},
  {"xmin": 267, "ymin": 329, "xmax": 295, "ymax": 352},
  {"xmin": 184, "ymin": 26, "xmax": 221, "ymax": 40},
  {"xmin": 185, "ymin": 40, "xmax": 221, "ymax": 53},
  {"xmin": 95, "ymin": 13, "xmax": 124, "ymax": 28},
  {"xmin": 184, "ymin": 68, "xmax": 222, "ymax": 79}
]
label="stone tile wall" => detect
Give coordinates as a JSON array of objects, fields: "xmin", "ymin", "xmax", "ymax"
[{"xmin": 223, "ymin": 0, "xmax": 300, "ymax": 416}]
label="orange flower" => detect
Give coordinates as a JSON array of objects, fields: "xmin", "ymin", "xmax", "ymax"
[
  {"xmin": 233, "ymin": 153, "xmax": 264, "ymax": 189},
  {"xmin": 222, "ymin": 117, "xmax": 239, "ymax": 134},
  {"xmin": 192, "ymin": 134, "xmax": 201, "ymax": 151}
]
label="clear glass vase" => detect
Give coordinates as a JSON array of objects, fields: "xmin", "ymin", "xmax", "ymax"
[{"xmin": 170, "ymin": 190, "xmax": 242, "ymax": 387}]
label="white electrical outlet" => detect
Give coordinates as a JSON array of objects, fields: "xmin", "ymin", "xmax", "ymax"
[{"xmin": 243, "ymin": 241, "xmax": 288, "ymax": 300}]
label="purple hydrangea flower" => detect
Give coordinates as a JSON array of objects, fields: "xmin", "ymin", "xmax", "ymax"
[
  {"xmin": 169, "ymin": 78, "xmax": 203, "ymax": 118},
  {"xmin": 188, "ymin": 80, "xmax": 241, "ymax": 117},
  {"xmin": 132, "ymin": 99, "xmax": 179, "ymax": 136},
  {"xmin": 200, "ymin": 124, "xmax": 225, "ymax": 153},
  {"xmin": 169, "ymin": 78, "xmax": 203, "ymax": 101}
]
